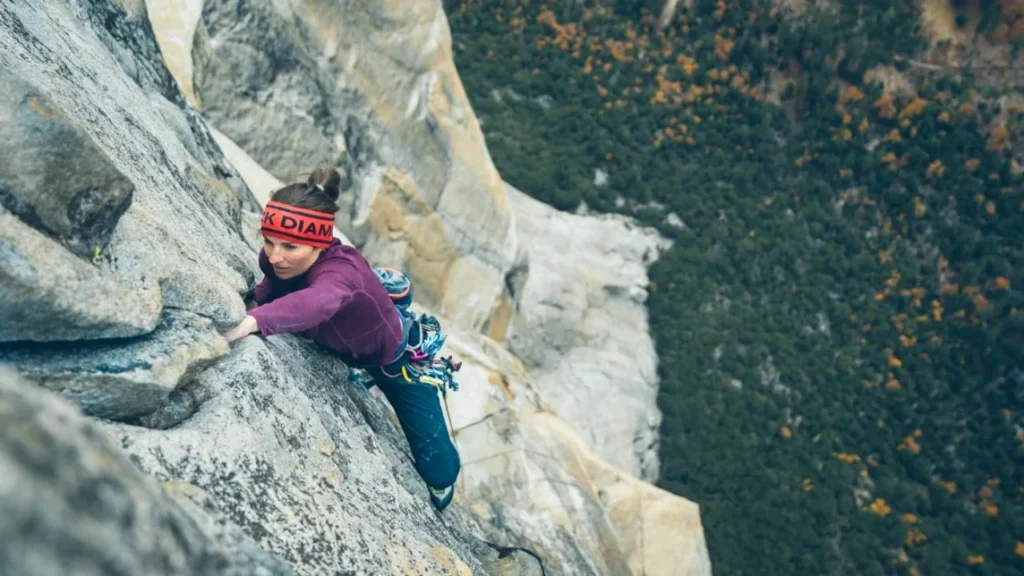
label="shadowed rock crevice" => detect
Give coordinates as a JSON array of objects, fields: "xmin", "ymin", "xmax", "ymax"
[{"xmin": 0, "ymin": 310, "xmax": 227, "ymax": 422}]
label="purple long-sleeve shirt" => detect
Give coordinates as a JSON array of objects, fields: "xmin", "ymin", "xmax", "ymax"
[{"xmin": 248, "ymin": 238, "xmax": 404, "ymax": 367}]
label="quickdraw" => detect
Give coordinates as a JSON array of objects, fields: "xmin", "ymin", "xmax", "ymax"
[{"xmin": 351, "ymin": 267, "xmax": 465, "ymax": 436}]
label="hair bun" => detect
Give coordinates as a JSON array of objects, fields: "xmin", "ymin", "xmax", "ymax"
[{"xmin": 307, "ymin": 165, "xmax": 342, "ymax": 202}]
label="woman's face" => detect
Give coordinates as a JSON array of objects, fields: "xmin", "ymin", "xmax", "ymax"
[{"xmin": 263, "ymin": 236, "xmax": 322, "ymax": 280}]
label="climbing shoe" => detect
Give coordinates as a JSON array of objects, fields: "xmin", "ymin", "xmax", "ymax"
[{"xmin": 428, "ymin": 484, "xmax": 454, "ymax": 511}]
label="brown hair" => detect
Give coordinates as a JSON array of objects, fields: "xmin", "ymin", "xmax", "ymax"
[{"xmin": 269, "ymin": 165, "xmax": 342, "ymax": 214}]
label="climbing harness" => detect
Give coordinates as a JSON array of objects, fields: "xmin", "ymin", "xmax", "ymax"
[{"xmin": 348, "ymin": 267, "xmax": 463, "ymax": 437}]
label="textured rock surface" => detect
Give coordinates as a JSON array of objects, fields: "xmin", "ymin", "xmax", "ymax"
[
  {"xmin": 0, "ymin": 364, "xmax": 295, "ymax": 576},
  {"xmin": 0, "ymin": 70, "xmax": 135, "ymax": 261},
  {"xmin": 102, "ymin": 336, "xmax": 505, "ymax": 576},
  {"xmin": 443, "ymin": 325, "xmax": 712, "ymax": 576},
  {"xmin": 0, "ymin": 1, "xmax": 711, "ymax": 575},
  {"xmin": 149, "ymin": 0, "xmax": 528, "ymax": 337},
  {"xmin": 503, "ymin": 184, "xmax": 671, "ymax": 482},
  {"xmin": 0, "ymin": 310, "xmax": 227, "ymax": 422},
  {"xmin": 0, "ymin": 207, "xmax": 162, "ymax": 343},
  {"xmin": 0, "ymin": 0, "xmax": 261, "ymax": 336}
]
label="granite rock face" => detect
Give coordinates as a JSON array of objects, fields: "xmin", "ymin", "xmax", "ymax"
[
  {"xmin": 0, "ymin": 364, "xmax": 296, "ymax": 576},
  {"xmin": 0, "ymin": 310, "xmax": 227, "ymax": 422},
  {"xmin": 0, "ymin": 1, "xmax": 712, "ymax": 575},
  {"xmin": 503, "ymin": 185, "xmax": 672, "ymax": 482},
  {"xmin": 0, "ymin": 206, "xmax": 162, "ymax": 343},
  {"xmin": 102, "ymin": 336, "xmax": 505, "ymax": 576},
  {"xmin": 149, "ymin": 0, "xmax": 527, "ymax": 338}
]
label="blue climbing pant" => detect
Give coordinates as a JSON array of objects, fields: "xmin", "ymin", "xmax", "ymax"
[{"xmin": 368, "ymin": 367, "xmax": 461, "ymax": 490}]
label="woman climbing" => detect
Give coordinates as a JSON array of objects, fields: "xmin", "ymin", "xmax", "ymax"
[{"xmin": 222, "ymin": 165, "xmax": 460, "ymax": 512}]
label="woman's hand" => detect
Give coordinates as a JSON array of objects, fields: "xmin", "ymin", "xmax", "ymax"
[{"xmin": 223, "ymin": 315, "xmax": 260, "ymax": 344}]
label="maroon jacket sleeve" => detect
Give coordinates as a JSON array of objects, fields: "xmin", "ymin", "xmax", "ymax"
[{"xmin": 248, "ymin": 261, "xmax": 358, "ymax": 336}]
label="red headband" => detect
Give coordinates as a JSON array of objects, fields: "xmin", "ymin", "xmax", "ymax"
[{"xmin": 260, "ymin": 201, "xmax": 335, "ymax": 249}]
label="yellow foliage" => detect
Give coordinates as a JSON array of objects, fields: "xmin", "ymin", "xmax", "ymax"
[
  {"xmin": 987, "ymin": 126, "xmax": 1010, "ymax": 151},
  {"xmin": 780, "ymin": 425, "xmax": 792, "ymax": 439},
  {"xmin": 888, "ymin": 356, "xmax": 903, "ymax": 369},
  {"xmin": 885, "ymin": 378, "xmax": 902, "ymax": 390},
  {"xmin": 875, "ymin": 95, "xmax": 897, "ymax": 119},
  {"xmin": 881, "ymin": 152, "xmax": 897, "ymax": 164},
  {"xmin": 597, "ymin": 85, "xmax": 608, "ymax": 97},
  {"xmin": 858, "ymin": 117, "xmax": 870, "ymax": 133},
  {"xmin": 884, "ymin": 128, "xmax": 902, "ymax": 142},
  {"xmin": 1016, "ymin": 541, "xmax": 1024, "ymax": 557},
  {"xmin": 940, "ymin": 284, "xmax": 959, "ymax": 295},
  {"xmin": 832, "ymin": 452, "xmax": 861, "ymax": 464},
  {"xmin": 905, "ymin": 527, "xmax": 927, "ymax": 547},
  {"xmin": 994, "ymin": 276, "xmax": 1011, "ymax": 290},
  {"xmin": 899, "ymin": 434, "xmax": 921, "ymax": 454},
  {"xmin": 937, "ymin": 110, "xmax": 951, "ymax": 123},
  {"xmin": 899, "ymin": 97, "xmax": 928, "ymax": 119},
  {"xmin": 832, "ymin": 128, "xmax": 852, "ymax": 142},
  {"xmin": 868, "ymin": 498, "xmax": 892, "ymax": 517},
  {"xmin": 913, "ymin": 196, "xmax": 927, "ymax": 217},
  {"xmin": 677, "ymin": 55, "xmax": 699, "ymax": 76},
  {"xmin": 974, "ymin": 294, "xmax": 990, "ymax": 312},
  {"xmin": 714, "ymin": 35, "xmax": 735, "ymax": 62},
  {"xmin": 842, "ymin": 85, "xmax": 865, "ymax": 103},
  {"xmin": 926, "ymin": 159, "xmax": 945, "ymax": 178},
  {"xmin": 981, "ymin": 501, "xmax": 999, "ymax": 517},
  {"xmin": 802, "ymin": 478, "xmax": 813, "ymax": 492},
  {"xmin": 960, "ymin": 101, "xmax": 975, "ymax": 116},
  {"xmin": 968, "ymin": 555, "xmax": 985, "ymax": 566},
  {"xmin": 902, "ymin": 513, "xmax": 919, "ymax": 524},
  {"xmin": 942, "ymin": 481, "xmax": 957, "ymax": 494},
  {"xmin": 603, "ymin": 38, "xmax": 633, "ymax": 62}
]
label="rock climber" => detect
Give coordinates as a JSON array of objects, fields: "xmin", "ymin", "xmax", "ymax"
[{"xmin": 222, "ymin": 165, "xmax": 460, "ymax": 511}]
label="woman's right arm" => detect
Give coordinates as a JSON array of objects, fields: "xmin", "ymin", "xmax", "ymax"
[{"xmin": 247, "ymin": 265, "xmax": 357, "ymax": 337}]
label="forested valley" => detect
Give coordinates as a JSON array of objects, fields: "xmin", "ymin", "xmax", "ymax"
[{"xmin": 444, "ymin": 1, "xmax": 1024, "ymax": 574}]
